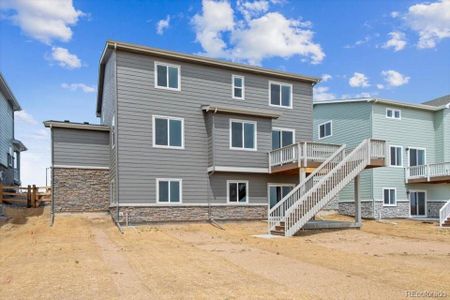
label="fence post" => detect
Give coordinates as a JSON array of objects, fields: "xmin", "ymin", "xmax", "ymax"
[
  {"xmin": 32, "ymin": 185, "xmax": 37, "ymax": 208},
  {"xmin": 27, "ymin": 185, "xmax": 31, "ymax": 208},
  {"xmin": 0, "ymin": 183, "xmax": 3, "ymax": 204}
]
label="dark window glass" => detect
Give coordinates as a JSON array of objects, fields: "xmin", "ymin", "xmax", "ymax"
[
  {"xmin": 410, "ymin": 149, "xmax": 417, "ymax": 166},
  {"xmin": 244, "ymin": 123, "xmax": 255, "ymax": 149},
  {"xmin": 234, "ymin": 77, "xmax": 242, "ymax": 87},
  {"xmin": 157, "ymin": 65, "xmax": 167, "ymax": 87},
  {"xmin": 281, "ymin": 85, "xmax": 291, "ymax": 107},
  {"xmin": 168, "ymin": 66, "xmax": 178, "ymax": 89},
  {"xmin": 282, "ymin": 131, "xmax": 293, "ymax": 147},
  {"xmin": 394, "ymin": 110, "xmax": 401, "ymax": 119},
  {"xmin": 229, "ymin": 183, "xmax": 237, "ymax": 202},
  {"xmin": 170, "ymin": 181, "xmax": 180, "ymax": 202},
  {"xmin": 387, "ymin": 109, "xmax": 393, "ymax": 117},
  {"xmin": 231, "ymin": 122, "xmax": 243, "ymax": 148},
  {"xmin": 155, "ymin": 118, "xmax": 168, "ymax": 145},
  {"xmin": 159, "ymin": 181, "xmax": 169, "ymax": 202},
  {"xmin": 169, "ymin": 119, "xmax": 182, "ymax": 147},
  {"xmin": 270, "ymin": 84, "xmax": 280, "ymax": 105},
  {"xmin": 272, "ymin": 130, "xmax": 281, "ymax": 150},
  {"xmin": 418, "ymin": 192, "xmax": 425, "ymax": 215},
  {"xmin": 234, "ymin": 88, "xmax": 242, "ymax": 98},
  {"xmin": 390, "ymin": 189, "xmax": 395, "ymax": 204},
  {"xmin": 384, "ymin": 189, "xmax": 390, "ymax": 205},
  {"xmin": 238, "ymin": 183, "xmax": 247, "ymax": 202}
]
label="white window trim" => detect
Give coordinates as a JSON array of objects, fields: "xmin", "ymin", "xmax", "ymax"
[
  {"xmin": 229, "ymin": 118, "xmax": 257, "ymax": 151},
  {"xmin": 407, "ymin": 147, "xmax": 427, "ymax": 167},
  {"xmin": 267, "ymin": 183, "xmax": 295, "ymax": 209},
  {"xmin": 232, "ymin": 75, "xmax": 245, "ymax": 100},
  {"xmin": 268, "ymin": 81, "xmax": 293, "ymax": 109},
  {"xmin": 111, "ymin": 115, "xmax": 116, "ymax": 149},
  {"xmin": 408, "ymin": 190, "xmax": 427, "ymax": 217},
  {"xmin": 386, "ymin": 108, "xmax": 401, "ymax": 120},
  {"xmin": 272, "ymin": 127, "xmax": 296, "ymax": 147},
  {"xmin": 389, "ymin": 145, "xmax": 403, "ymax": 167},
  {"xmin": 226, "ymin": 180, "xmax": 249, "ymax": 204},
  {"xmin": 156, "ymin": 178, "xmax": 183, "ymax": 204},
  {"xmin": 152, "ymin": 115, "xmax": 185, "ymax": 150},
  {"xmin": 318, "ymin": 120, "xmax": 332, "ymax": 140},
  {"xmin": 154, "ymin": 61, "xmax": 181, "ymax": 91},
  {"xmin": 383, "ymin": 187, "xmax": 397, "ymax": 207}
]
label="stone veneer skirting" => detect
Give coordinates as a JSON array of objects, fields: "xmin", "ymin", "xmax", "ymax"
[
  {"xmin": 53, "ymin": 167, "xmax": 109, "ymax": 212},
  {"xmin": 110, "ymin": 205, "xmax": 268, "ymax": 224},
  {"xmin": 427, "ymin": 201, "xmax": 446, "ymax": 218},
  {"xmin": 339, "ymin": 201, "xmax": 410, "ymax": 219}
]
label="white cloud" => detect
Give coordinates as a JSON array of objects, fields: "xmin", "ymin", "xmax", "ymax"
[
  {"xmin": 237, "ymin": 0, "xmax": 269, "ymax": 20},
  {"xmin": 344, "ymin": 35, "xmax": 370, "ymax": 48},
  {"xmin": 349, "ymin": 72, "xmax": 370, "ymax": 88},
  {"xmin": 192, "ymin": 0, "xmax": 324, "ymax": 65},
  {"xmin": 382, "ymin": 31, "xmax": 407, "ymax": 51},
  {"xmin": 15, "ymin": 110, "xmax": 38, "ymax": 125},
  {"xmin": 0, "ymin": 0, "xmax": 84, "ymax": 44},
  {"xmin": 390, "ymin": 11, "xmax": 400, "ymax": 18},
  {"xmin": 156, "ymin": 15, "xmax": 171, "ymax": 35},
  {"xmin": 376, "ymin": 84, "xmax": 385, "ymax": 90},
  {"xmin": 382, "ymin": 70, "xmax": 410, "ymax": 87},
  {"xmin": 405, "ymin": 0, "xmax": 450, "ymax": 49},
  {"xmin": 321, "ymin": 74, "xmax": 332, "ymax": 82},
  {"xmin": 50, "ymin": 47, "xmax": 81, "ymax": 69},
  {"xmin": 313, "ymin": 86, "xmax": 335, "ymax": 101},
  {"xmin": 61, "ymin": 83, "xmax": 96, "ymax": 93}
]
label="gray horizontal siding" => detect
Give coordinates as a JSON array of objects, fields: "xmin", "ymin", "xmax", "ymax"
[
  {"xmin": 114, "ymin": 50, "xmax": 313, "ymax": 205},
  {"xmin": 53, "ymin": 128, "xmax": 110, "ymax": 167},
  {"xmin": 0, "ymin": 92, "xmax": 13, "ymax": 168}
]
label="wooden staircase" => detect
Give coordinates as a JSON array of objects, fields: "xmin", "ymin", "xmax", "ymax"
[
  {"xmin": 269, "ymin": 139, "xmax": 386, "ymax": 237},
  {"xmin": 442, "ymin": 218, "xmax": 450, "ymax": 227}
]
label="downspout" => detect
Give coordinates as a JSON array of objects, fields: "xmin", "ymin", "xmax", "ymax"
[
  {"xmin": 370, "ymin": 103, "xmax": 376, "ymax": 219},
  {"xmin": 114, "ymin": 42, "xmax": 121, "ymax": 228},
  {"xmin": 50, "ymin": 124, "xmax": 55, "ymax": 226}
]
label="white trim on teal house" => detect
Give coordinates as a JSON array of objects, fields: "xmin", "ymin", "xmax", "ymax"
[{"xmin": 313, "ymin": 97, "xmax": 450, "ymax": 219}]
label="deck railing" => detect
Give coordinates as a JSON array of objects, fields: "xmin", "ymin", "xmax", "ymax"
[
  {"xmin": 406, "ymin": 162, "xmax": 450, "ymax": 182},
  {"xmin": 268, "ymin": 141, "xmax": 342, "ymax": 170},
  {"xmin": 440, "ymin": 200, "xmax": 450, "ymax": 227}
]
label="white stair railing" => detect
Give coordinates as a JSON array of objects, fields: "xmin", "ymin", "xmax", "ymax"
[
  {"xmin": 440, "ymin": 200, "xmax": 450, "ymax": 227},
  {"xmin": 268, "ymin": 144, "xmax": 346, "ymax": 232}
]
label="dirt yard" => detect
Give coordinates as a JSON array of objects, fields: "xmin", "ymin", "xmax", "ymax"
[{"xmin": 1, "ymin": 209, "xmax": 449, "ymax": 300}]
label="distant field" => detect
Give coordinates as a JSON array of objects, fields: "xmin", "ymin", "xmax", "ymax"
[{"xmin": 1, "ymin": 209, "xmax": 449, "ymax": 299}]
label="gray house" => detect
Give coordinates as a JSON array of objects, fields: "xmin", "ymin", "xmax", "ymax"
[
  {"xmin": 0, "ymin": 74, "xmax": 27, "ymax": 186},
  {"xmin": 45, "ymin": 41, "xmax": 387, "ymax": 236}
]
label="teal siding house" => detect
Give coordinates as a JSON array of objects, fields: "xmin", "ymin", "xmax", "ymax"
[{"xmin": 313, "ymin": 97, "xmax": 450, "ymax": 219}]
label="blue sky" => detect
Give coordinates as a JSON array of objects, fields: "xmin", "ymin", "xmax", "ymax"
[{"xmin": 1, "ymin": 0, "xmax": 449, "ymax": 185}]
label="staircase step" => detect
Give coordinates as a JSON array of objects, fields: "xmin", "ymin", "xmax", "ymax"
[
  {"xmin": 270, "ymin": 230, "xmax": 285, "ymax": 236},
  {"xmin": 275, "ymin": 225, "xmax": 285, "ymax": 231}
]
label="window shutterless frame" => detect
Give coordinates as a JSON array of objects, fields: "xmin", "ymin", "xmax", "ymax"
[
  {"xmin": 407, "ymin": 147, "xmax": 426, "ymax": 167},
  {"xmin": 382, "ymin": 187, "xmax": 397, "ymax": 206},
  {"xmin": 272, "ymin": 127, "xmax": 295, "ymax": 149},
  {"xmin": 154, "ymin": 61, "xmax": 181, "ymax": 91},
  {"xmin": 386, "ymin": 108, "xmax": 401, "ymax": 120},
  {"xmin": 229, "ymin": 118, "xmax": 257, "ymax": 151},
  {"xmin": 226, "ymin": 180, "xmax": 249, "ymax": 204},
  {"xmin": 268, "ymin": 81, "xmax": 293, "ymax": 109},
  {"xmin": 267, "ymin": 183, "xmax": 295, "ymax": 209},
  {"xmin": 389, "ymin": 145, "xmax": 403, "ymax": 167},
  {"xmin": 156, "ymin": 178, "xmax": 183, "ymax": 204},
  {"xmin": 318, "ymin": 120, "xmax": 332, "ymax": 139},
  {"xmin": 232, "ymin": 75, "xmax": 245, "ymax": 100},
  {"xmin": 152, "ymin": 115, "xmax": 185, "ymax": 149}
]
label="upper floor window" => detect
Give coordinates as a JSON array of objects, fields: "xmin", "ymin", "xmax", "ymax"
[
  {"xmin": 232, "ymin": 75, "xmax": 245, "ymax": 100},
  {"xmin": 318, "ymin": 121, "xmax": 332, "ymax": 139},
  {"xmin": 230, "ymin": 119, "xmax": 257, "ymax": 151},
  {"xmin": 155, "ymin": 62, "xmax": 180, "ymax": 91},
  {"xmin": 157, "ymin": 178, "xmax": 182, "ymax": 203},
  {"xmin": 408, "ymin": 148, "xmax": 426, "ymax": 166},
  {"xmin": 153, "ymin": 115, "xmax": 184, "ymax": 149},
  {"xmin": 386, "ymin": 108, "xmax": 401, "ymax": 119},
  {"xmin": 269, "ymin": 81, "xmax": 292, "ymax": 108},
  {"xmin": 227, "ymin": 180, "xmax": 248, "ymax": 203},
  {"xmin": 389, "ymin": 145, "xmax": 402, "ymax": 167},
  {"xmin": 272, "ymin": 128, "xmax": 294, "ymax": 149},
  {"xmin": 7, "ymin": 147, "xmax": 13, "ymax": 167},
  {"xmin": 383, "ymin": 188, "xmax": 396, "ymax": 206}
]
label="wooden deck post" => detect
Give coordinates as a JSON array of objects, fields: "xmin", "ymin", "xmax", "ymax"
[
  {"xmin": 27, "ymin": 185, "xmax": 31, "ymax": 208},
  {"xmin": 32, "ymin": 185, "xmax": 37, "ymax": 208},
  {"xmin": 354, "ymin": 175, "xmax": 361, "ymax": 224}
]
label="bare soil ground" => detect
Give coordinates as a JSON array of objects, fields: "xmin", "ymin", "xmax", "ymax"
[{"xmin": 1, "ymin": 209, "xmax": 449, "ymax": 299}]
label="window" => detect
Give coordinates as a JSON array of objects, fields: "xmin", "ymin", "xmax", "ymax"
[
  {"xmin": 13, "ymin": 152, "xmax": 18, "ymax": 169},
  {"xmin": 318, "ymin": 121, "xmax": 332, "ymax": 139},
  {"xmin": 386, "ymin": 108, "xmax": 401, "ymax": 119},
  {"xmin": 383, "ymin": 188, "xmax": 396, "ymax": 206},
  {"xmin": 111, "ymin": 115, "xmax": 116, "ymax": 149},
  {"xmin": 230, "ymin": 119, "xmax": 257, "ymax": 151},
  {"xmin": 268, "ymin": 184, "xmax": 294, "ymax": 208},
  {"xmin": 232, "ymin": 75, "xmax": 245, "ymax": 99},
  {"xmin": 7, "ymin": 147, "xmax": 13, "ymax": 167},
  {"xmin": 269, "ymin": 81, "xmax": 292, "ymax": 108},
  {"xmin": 389, "ymin": 145, "xmax": 403, "ymax": 167},
  {"xmin": 153, "ymin": 116, "xmax": 184, "ymax": 149},
  {"xmin": 227, "ymin": 180, "xmax": 248, "ymax": 203},
  {"xmin": 409, "ymin": 148, "xmax": 426, "ymax": 167},
  {"xmin": 157, "ymin": 179, "xmax": 182, "ymax": 203},
  {"xmin": 155, "ymin": 62, "xmax": 180, "ymax": 90},
  {"xmin": 272, "ymin": 128, "xmax": 294, "ymax": 149}
]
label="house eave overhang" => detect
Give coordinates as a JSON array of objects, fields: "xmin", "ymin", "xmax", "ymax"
[
  {"xmin": 12, "ymin": 139, "xmax": 27, "ymax": 152},
  {"xmin": 43, "ymin": 120, "xmax": 111, "ymax": 132},
  {"xmin": 96, "ymin": 40, "xmax": 321, "ymax": 117},
  {"xmin": 0, "ymin": 73, "xmax": 21, "ymax": 111},
  {"xmin": 201, "ymin": 104, "xmax": 281, "ymax": 119}
]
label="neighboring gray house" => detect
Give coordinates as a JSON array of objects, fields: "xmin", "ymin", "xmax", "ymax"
[
  {"xmin": 0, "ymin": 73, "xmax": 27, "ymax": 186},
  {"xmin": 45, "ymin": 41, "xmax": 388, "ymax": 235},
  {"xmin": 313, "ymin": 97, "xmax": 450, "ymax": 220}
]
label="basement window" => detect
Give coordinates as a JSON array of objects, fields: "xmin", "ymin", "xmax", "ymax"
[
  {"xmin": 157, "ymin": 179, "xmax": 182, "ymax": 203},
  {"xmin": 227, "ymin": 180, "xmax": 248, "ymax": 203},
  {"xmin": 383, "ymin": 188, "xmax": 396, "ymax": 206}
]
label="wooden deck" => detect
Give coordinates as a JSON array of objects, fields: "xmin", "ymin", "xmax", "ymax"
[{"xmin": 407, "ymin": 175, "xmax": 450, "ymax": 184}]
